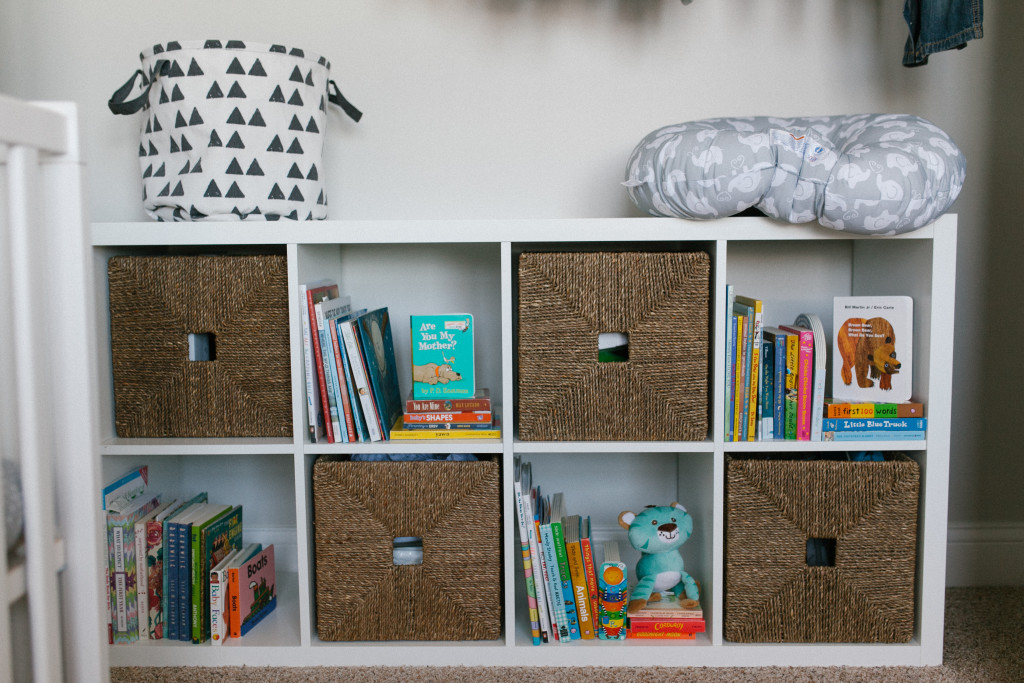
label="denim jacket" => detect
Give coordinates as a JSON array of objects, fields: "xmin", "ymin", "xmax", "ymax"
[{"xmin": 904, "ymin": 0, "xmax": 984, "ymax": 66}]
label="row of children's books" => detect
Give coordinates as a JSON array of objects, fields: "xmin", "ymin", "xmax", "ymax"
[
  {"xmin": 102, "ymin": 466, "xmax": 276, "ymax": 645},
  {"xmin": 726, "ymin": 288, "xmax": 923, "ymax": 442},
  {"xmin": 300, "ymin": 280, "xmax": 404, "ymax": 443},
  {"xmin": 513, "ymin": 457, "xmax": 705, "ymax": 644}
]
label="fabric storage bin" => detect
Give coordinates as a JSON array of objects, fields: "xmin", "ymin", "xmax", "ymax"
[
  {"xmin": 724, "ymin": 453, "xmax": 920, "ymax": 643},
  {"xmin": 517, "ymin": 250, "xmax": 710, "ymax": 441},
  {"xmin": 107, "ymin": 254, "xmax": 291, "ymax": 437},
  {"xmin": 108, "ymin": 40, "xmax": 362, "ymax": 221},
  {"xmin": 312, "ymin": 455, "xmax": 502, "ymax": 641}
]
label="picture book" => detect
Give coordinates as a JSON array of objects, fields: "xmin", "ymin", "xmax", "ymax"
[
  {"xmin": 226, "ymin": 543, "xmax": 263, "ymax": 639},
  {"xmin": 144, "ymin": 498, "xmax": 185, "ymax": 639},
  {"xmin": 794, "ymin": 313, "xmax": 826, "ymax": 441},
  {"xmin": 388, "ymin": 415, "xmax": 502, "ymax": 440},
  {"xmin": 134, "ymin": 499, "xmax": 178, "ymax": 639},
  {"xmin": 762, "ymin": 327, "xmax": 790, "ymax": 440},
  {"xmin": 235, "ymin": 544, "xmax": 277, "ymax": 638},
  {"xmin": 314, "ymin": 297, "xmax": 352, "ymax": 443},
  {"xmin": 734, "ymin": 295, "xmax": 763, "ymax": 441},
  {"xmin": 301, "ymin": 280, "xmax": 339, "ymax": 443},
  {"xmin": 519, "ymin": 460, "xmax": 551, "ymax": 643},
  {"xmin": 779, "ymin": 323, "xmax": 814, "ymax": 441},
  {"xmin": 832, "ymin": 296, "xmax": 913, "ymax": 403},
  {"xmin": 209, "ymin": 548, "xmax": 242, "ymax": 645},
  {"xmin": 823, "ymin": 400, "xmax": 925, "ymax": 418},
  {"xmin": 162, "ymin": 492, "xmax": 207, "ymax": 641},
  {"xmin": 194, "ymin": 504, "xmax": 243, "ymax": 642},
  {"xmin": 410, "ymin": 313, "xmax": 475, "ymax": 399},
  {"xmin": 402, "ymin": 410, "xmax": 492, "ymax": 425},
  {"xmin": 548, "ymin": 493, "xmax": 580, "ymax": 641},
  {"xmin": 356, "ymin": 308, "xmax": 405, "ymax": 442},
  {"xmin": 724, "ymin": 283, "xmax": 736, "ymax": 441},
  {"xmin": 324, "ymin": 304, "xmax": 368, "ymax": 443},
  {"xmin": 338, "ymin": 316, "xmax": 383, "ymax": 441},
  {"xmin": 176, "ymin": 503, "xmax": 230, "ymax": 641},
  {"xmin": 405, "ymin": 388, "xmax": 491, "ymax": 413},
  {"xmin": 107, "ymin": 492, "xmax": 161, "ymax": 643},
  {"xmin": 513, "ymin": 457, "xmax": 542, "ymax": 645},
  {"xmin": 102, "ymin": 465, "xmax": 148, "ymax": 510},
  {"xmin": 562, "ymin": 514, "xmax": 595, "ymax": 639}
]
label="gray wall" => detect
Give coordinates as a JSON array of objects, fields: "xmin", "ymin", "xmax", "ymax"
[{"xmin": 2, "ymin": 0, "xmax": 1019, "ymax": 580}]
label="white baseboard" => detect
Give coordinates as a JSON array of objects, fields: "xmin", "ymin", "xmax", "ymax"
[{"xmin": 945, "ymin": 522, "xmax": 1024, "ymax": 586}]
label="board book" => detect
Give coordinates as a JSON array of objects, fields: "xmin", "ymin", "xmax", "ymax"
[
  {"xmin": 832, "ymin": 295, "xmax": 913, "ymax": 403},
  {"xmin": 410, "ymin": 313, "xmax": 475, "ymax": 399},
  {"xmin": 232, "ymin": 544, "xmax": 277, "ymax": 638}
]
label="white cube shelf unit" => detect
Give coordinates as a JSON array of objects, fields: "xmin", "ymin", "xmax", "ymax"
[{"xmin": 92, "ymin": 214, "xmax": 956, "ymax": 668}]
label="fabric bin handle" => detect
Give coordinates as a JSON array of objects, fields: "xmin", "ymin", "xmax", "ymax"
[
  {"xmin": 107, "ymin": 60, "xmax": 170, "ymax": 115},
  {"xmin": 327, "ymin": 80, "xmax": 362, "ymax": 123}
]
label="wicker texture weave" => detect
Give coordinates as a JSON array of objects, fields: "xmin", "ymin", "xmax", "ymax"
[
  {"xmin": 312, "ymin": 457, "xmax": 502, "ymax": 641},
  {"xmin": 725, "ymin": 454, "xmax": 920, "ymax": 643},
  {"xmin": 517, "ymin": 251, "xmax": 709, "ymax": 441},
  {"xmin": 108, "ymin": 254, "xmax": 291, "ymax": 437}
]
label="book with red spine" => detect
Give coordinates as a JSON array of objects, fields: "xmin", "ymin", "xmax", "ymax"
[
  {"xmin": 303, "ymin": 281, "xmax": 339, "ymax": 443},
  {"xmin": 404, "ymin": 389, "xmax": 491, "ymax": 413},
  {"xmin": 402, "ymin": 410, "xmax": 492, "ymax": 425}
]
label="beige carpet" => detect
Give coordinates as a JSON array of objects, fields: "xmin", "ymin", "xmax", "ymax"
[{"xmin": 112, "ymin": 586, "xmax": 1024, "ymax": 682}]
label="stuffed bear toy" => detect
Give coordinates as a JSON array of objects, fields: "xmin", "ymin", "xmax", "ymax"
[{"xmin": 618, "ymin": 502, "xmax": 699, "ymax": 613}]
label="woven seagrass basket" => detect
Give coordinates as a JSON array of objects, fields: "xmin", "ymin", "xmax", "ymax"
[
  {"xmin": 517, "ymin": 250, "xmax": 710, "ymax": 441},
  {"xmin": 724, "ymin": 453, "xmax": 920, "ymax": 643},
  {"xmin": 312, "ymin": 456, "xmax": 502, "ymax": 641},
  {"xmin": 107, "ymin": 254, "xmax": 291, "ymax": 437}
]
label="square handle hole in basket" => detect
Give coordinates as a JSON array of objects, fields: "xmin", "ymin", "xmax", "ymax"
[
  {"xmin": 188, "ymin": 332, "xmax": 216, "ymax": 361},
  {"xmin": 806, "ymin": 537, "xmax": 837, "ymax": 567}
]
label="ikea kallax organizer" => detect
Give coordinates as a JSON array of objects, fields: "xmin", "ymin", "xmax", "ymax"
[{"xmin": 92, "ymin": 214, "xmax": 956, "ymax": 668}]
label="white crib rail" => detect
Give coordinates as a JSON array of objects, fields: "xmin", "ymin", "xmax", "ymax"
[{"xmin": 1, "ymin": 95, "xmax": 108, "ymax": 682}]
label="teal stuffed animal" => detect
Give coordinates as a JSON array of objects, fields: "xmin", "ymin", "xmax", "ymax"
[{"xmin": 618, "ymin": 502, "xmax": 699, "ymax": 613}]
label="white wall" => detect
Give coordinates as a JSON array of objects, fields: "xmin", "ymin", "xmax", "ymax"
[{"xmin": 2, "ymin": 0, "xmax": 1020, "ymax": 584}]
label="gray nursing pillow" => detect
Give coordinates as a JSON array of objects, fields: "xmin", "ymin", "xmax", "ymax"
[{"xmin": 624, "ymin": 114, "xmax": 965, "ymax": 235}]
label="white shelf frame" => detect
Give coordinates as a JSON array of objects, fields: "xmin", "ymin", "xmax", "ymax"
[{"xmin": 93, "ymin": 214, "xmax": 956, "ymax": 669}]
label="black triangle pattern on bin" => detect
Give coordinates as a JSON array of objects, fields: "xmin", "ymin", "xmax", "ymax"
[
  {"xmin": 268, "ymin": 184, "xmax": 286, "ymax": 200},
  {"xmin": 171, "ymin": 181, "xmax": 184, "ymax": 196},
  {"xmin": 157, "ymin": 183, "xmax": 170, "ymax": 197},
  {"xmin": 287, "ymin": 138, "xmax": 303, "ymax": 154},
  {"xmin": 226, "ymin": 182, "xmax": 245, "ymax": 198},
  {"xmin": 148, "ymin": 141, "xmax": 158, "ymax": 156},
  {"xmin": 270, "ymin": 45, "xmax": 286, "ymax": 53},
  {"xmin": 209, "ymin": 130, "xmax": 222, "ymax": 147},
  {"xmin": 226, "ymin": 131, "xmax": 245, "ymax": 149},
  {"xmin": 288, "ymin": 186, "xmax": 304, "ymax": 202},
  {"xmin": 225, "ymin": 40, "xmax": 246, "ymax": 49},
  {"xmin": 171, "ymin": 85, "xmax": 185, "ymax": 102},
  {"xmin": 166, "ymin": 41, "xmax": 182, "ymax": 51},
  {"xmin": 246, "ymin": 160, "xmax": 264, "ymax": 176},
  {"xmin": 288, "ymin": 90, "xmax": 304, "ymax": 106},
  {"xmin": 178, "ymin": 160, "xmax": 190, "ymax": 175},
  {"xmin": 152, "ymin": 116, "xmax": 162, "ymax": 132},
  {"xmin": 227, "ymin": 57, "xmax": 246, "ymax": 75},
  {"xmin": 227, "ymin": 81, "xmax": 246, "ymax": 99},
  {"xmin": 248, "ymin": 59, "xmax": 267, "ymax": 77},
  {"xmin": 189, "ymin": 108, "xmax": 204, "ymax": 125},
  {"xmin": 187, "ymin": 58, "xmax": 204, "ymax": 76},
  {"xmin": 287, "ymin": 163, "xmax": 304, "ymax": 179},
  {"xmin": 289, "ymin": 115, "xmax": 303, "ymax": 131},
  {"xmin": 143, "ymin": 164, "xmax": 153, "ymax": 178},
  {"xmin": 205, "ymin": 180, "xmax": 221, "ymax": 197},
  {"xmin": 289, "ymin": 66, "xmax": 304, "ymax": 83},
  {"xmin": 305, "ymin": 70, "xmax": 315, "ymax": 87},
  {"xmin": 175, "ymin": 111, "xmax": 188, "ymax": 128},
  {"xmin": 191, "ymin": 159, "xmax": 203, "ymax": 173},
  {"xmin": 306, "ymin": 117, "xmax": 319, "ymax": 133},
  {"xmin": 169, "ymin": 137, "xmax": 180, "ymax": 153},
  {"xmin": 267, "ymin": 135, "xmax": 284, "ymax": 152},
  {"xmin": 204, "ymin": 40, "xmax": 221, "ymax": 49},
  {"xmin": 190, "ymin": 205, "xmax": 205, "ymax": 219},
  {"xmin": 226, "ymin": 158, "xmax": 244, "ymax": 175},
  {"xmin": 181, "ymin": 135, "xmax": 192, "ymax": 151},
  {"xmin": 269, "ymin": 85, "xmax": 286, "ymax": 103},
  {"xmin": 307, "ymin": 164, "xmax": 318, "ymax": 181},
  {"xmin": 153, "ymin": 163, "xmax": 165, "ymax": 177},
  {"xmin": 145, "ymin": 118, "xmax": 152, "ymax": 134},
  {"xmin": 226, "ymin": 108, "xmax": 245, "ymax": 125},
  {"xmin": 167, "ymin": 61, "xmax": 185, "ymax": 78},
  {"xmin": 138, "ymin": 143, "xmax": 146, "ymax": 157},
  {"xmin": 248, "ymin": 110, "xmax": 266, "ymax": 127},
  {"xmin": 207, "ymin": 82, "xmax": 224, "ymax": 99},
  {"xmin": 158, "ymin": 89, "xmax": 169, "ymax": 105}
]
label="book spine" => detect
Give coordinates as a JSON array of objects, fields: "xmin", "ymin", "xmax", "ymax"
[
  {"xmin": 403, "ymin": 411, "xmax": 493, "ymax": 424},
  {"xmin": 325, "ymin": 318, "xmax": 350, "ymax": 442},
  {"xmin": 329, "ymin": 320, "xmax": 357, "ymax": 442},
  {"xmin": 625, "ymin": 629, "xmax": 697, "ymax": 640},
  {"xmin": 405, "ymin": 397, "xmax": 491, "ymax": 412},
  {"xmin": 785, "ymin": 328, "xmax": 813, "ymax": 440},
  {"xmin": 165, "ymin": 521, "xmax": 179, "ymax": 640},
  {"xmin": 110, "ymin": 522, "xmax": 131, "ymax": 641},
  {"xmin": 822, "ymin": 430, "xmax": 926, "ymax": 441},
  {"xmin": 209, "ymin": 568, "xmax": 226, "ymax": 645},
  {"xmin": 744, "ymin": 302, "xmax": 762, "ymax": 441},
  {"xmin": 134, "ymin": 518, "xmax": 149, "ymax": 639},
  {"xmin": 824, "ymin": 402, "xmax": 926, "ymax": 418},
  {"xmin": 550, "ymin": 521, "xmax": 580, "ymax": 640},
  {"xmin": 772, "ymin": 334, "xmax": 786, "ymax": 439},
  {"xmin": 177, "ymin": 522, "xmax": 191, "ymax": 641},
  {"xmin": 626, "ymin": 619, "xmax": 706, "ymax": 634},
  {"xmin": 336, "ymin": 328, "xmax": 368, "ymax": 442},
  {"xmin": 339, "ymin": 319, "xmax": 383, "ymax": 441},
  {"xmin": 760, "ymin": 339, "xmax": 773, "ymax": 440},
  {"xmin": 145, "ymin": 519, "xmax": 164, "ymax": 638},
  {"xmin": 389, "ymin": 426, "xmax": 502, "ymax": 439},
  {"xmin": 307, "ymin": 292, "xmax": 335, "ymax": 444},
  {"xmin": 539, "ymin": 525, "xmax": 570, "ymax": 642},
  {"xmin": 228, "ymin": 566, "xmax": 241, "ymax": 639},
  {"xmin": 579, "ymin": 536, "xmax": 601, "ymax": 636},
  {"xmin": 733, "ymin": 314, "xmax": 745, "ymax": 441},
  {"xmin": 564, "ymin": 541, "xmax": 595, "ymax": 639},
  {"xmin": 724, "ymin": 284, "xmax": 735, "ymax": 441},
  {"xmin": 526, "ymin": 511, "xmax": 550, "ymax": 642},
  {"xmin": 784, "ymin": 332, "xmax": 799, "ymax": 439},
  {"xmin": 513, "ymin": 481, "xmax": 542, "ymax": 645},
  {"xmin": 298, "ymin": 285, "xmax": 321, "ymax": 443},
  {"xmin": 315, "ymin": 302, "xmax": 344, "ymax": 443},
  {"xmin": 822, "ymin": 417, "xmax": 926, "ymax": 431}
]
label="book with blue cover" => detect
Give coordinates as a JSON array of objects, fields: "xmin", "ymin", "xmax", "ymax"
[
  {"xmin": 410, "ymin": 314, "xmax": 475, "ymax": 399},
  {"xmin": 356, "ymin": 308, "xmax": 404, "ymax": 440}
]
